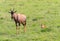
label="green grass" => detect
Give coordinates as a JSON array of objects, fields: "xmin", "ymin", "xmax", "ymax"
[{"xmin": 0, "ymin": 0, "xmax": 60, "ymax": 41}]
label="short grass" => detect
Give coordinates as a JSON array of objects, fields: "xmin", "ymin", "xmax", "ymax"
[{"xmin": 0, "ymin": 0, "xmax": 60, "ymax": 41}]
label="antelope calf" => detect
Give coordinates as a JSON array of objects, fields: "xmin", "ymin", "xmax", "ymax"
[
  {"xmin": 41, "ymin": 24, "xmax": 46, "ymax": 28},
  {"xmin": 9, "ymin": 9, "xmax": 26, "ymax": 34}
]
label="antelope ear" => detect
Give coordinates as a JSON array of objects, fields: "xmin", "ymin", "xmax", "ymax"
[
  {"xmin": 14, "ymin": 11, "xmax": 17, "ymax": 13},
  {"xmin": 9, "ymin": 11, "xmax": 11, "ymax": 13}
]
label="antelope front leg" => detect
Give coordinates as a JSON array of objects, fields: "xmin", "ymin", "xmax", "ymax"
[
  {"xmin": 15, "ymin": 22, "xmax": 19, "ymax": 35},
  {"xmin": 16, "ymin": 26, "xmax": 20, "ymax": 35},
  {"xmin": 16, "ymin": 26, "xmax": 18, "ymax": 35}
]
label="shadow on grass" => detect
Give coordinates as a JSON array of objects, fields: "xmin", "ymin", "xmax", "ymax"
[
  {"xmin": 2, "ymin": 39, "xmax": 11, "ymax": 41},
  {"xmin": 0, "ymin": 32, "xmax": 8, "ymax": 35},
  {"xmin": 57, "ymin": 25, "xmax": 60, "ymax": 28},
  {"xmin": 41, "ymin": 28, "xmax": 52, "ymax": 32},
  {"xmin": 0, "ymin": 32, "xmax": 17, "ymax": 37},
  {"xmin": 0, "ymin": 17, "xmax": 4, "ymax": 20}
]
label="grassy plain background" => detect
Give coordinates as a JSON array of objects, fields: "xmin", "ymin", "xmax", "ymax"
[{"xmin": 0, "ymin": 0, "xmax": 60, "ymax": 41}]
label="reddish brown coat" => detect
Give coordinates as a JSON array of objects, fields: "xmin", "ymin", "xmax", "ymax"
[{"xmin": 9, "ymin": 9, "xmax": 26, "ymax": 35}]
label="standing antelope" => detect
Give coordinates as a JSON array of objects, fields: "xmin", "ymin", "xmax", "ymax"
[{"xmin": 9, "ymin": 9, "xmax": 26, "ymax": 34}]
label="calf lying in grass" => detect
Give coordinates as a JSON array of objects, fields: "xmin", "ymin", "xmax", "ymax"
[{"xmin": 9, "ymin": 9, "xmax": 26, "ymax": 34}]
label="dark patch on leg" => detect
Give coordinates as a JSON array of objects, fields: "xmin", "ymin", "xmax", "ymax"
[
  {"xmin": 18, "ymin": 23, "xmax": 20, "ymax": 26},
  {"xmin": 22, "ymin": 20, "xmax": 26, "ymax": 26},
  {"xmin": 22, "ymin": 22, "xmax": 26, "ymax": 26}
]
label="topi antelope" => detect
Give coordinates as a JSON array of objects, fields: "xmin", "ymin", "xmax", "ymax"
[{"xmin": 9, "ymin": 9, "xmax": 26, "ymax": 34}]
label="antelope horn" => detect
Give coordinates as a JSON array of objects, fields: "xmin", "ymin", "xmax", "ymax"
[
  {"xmin": 10, "ymin": 9, "xmax": 11, "ymax": 11},
  {"xmin": 12, "ymin": 8, "xmax": 14, "ymax": 11}
]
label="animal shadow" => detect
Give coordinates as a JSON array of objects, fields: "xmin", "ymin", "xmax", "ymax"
[{"xmin": 41, "ymin": 28, "xmax": 52, "ymax": 32}]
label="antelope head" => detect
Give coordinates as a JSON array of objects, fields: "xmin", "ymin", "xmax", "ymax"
[{"xmin": 9, "ymin": 8, "xmax": 17, "ymax": 19}]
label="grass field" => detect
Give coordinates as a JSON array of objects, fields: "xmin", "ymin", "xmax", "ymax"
[{"xmin": 0, "ymin": 0, "xmax": 60, "ymax": 41}]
